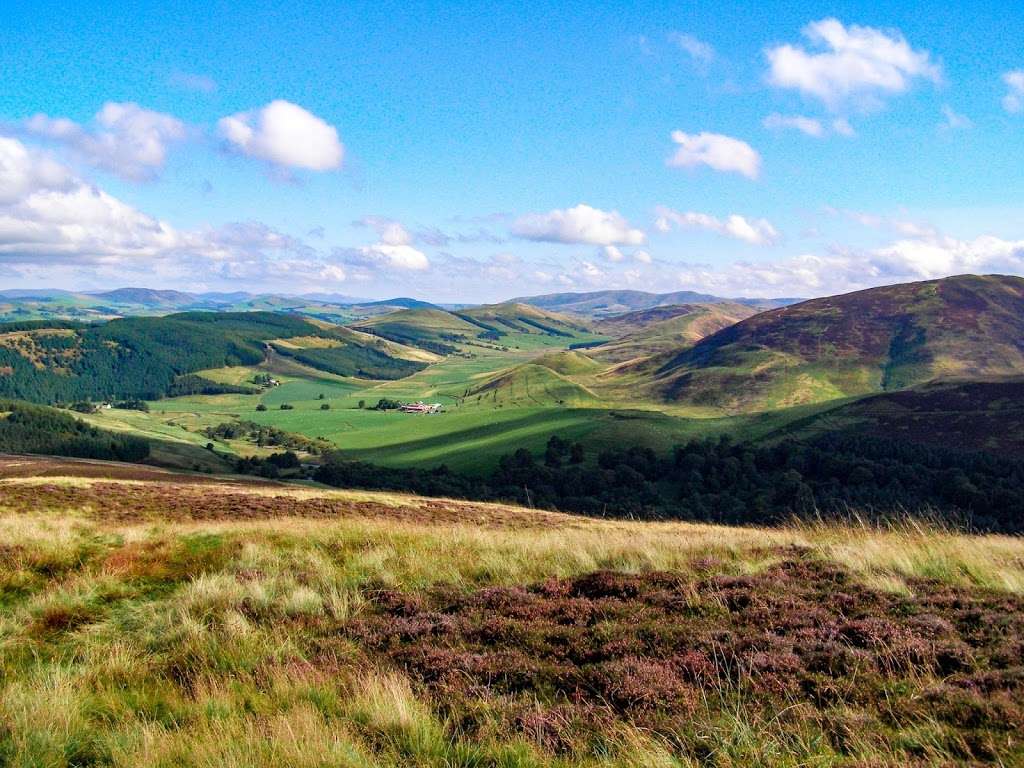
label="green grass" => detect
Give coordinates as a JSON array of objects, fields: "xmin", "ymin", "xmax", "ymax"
[
  {"xmin": 2, "ymin": 477, "xmax": 1024, "ymax": 767},
  {"xmin": 89, "ymin": 340, "xmax": 863, "ymax": 474}
]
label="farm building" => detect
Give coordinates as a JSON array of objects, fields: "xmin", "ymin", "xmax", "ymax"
[{"xmin": 401, "ymin": 403, "xmax": 442, "ymax": 415}]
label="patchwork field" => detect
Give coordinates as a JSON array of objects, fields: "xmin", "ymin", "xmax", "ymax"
[{"xmin": 1, "ymin": 456, "xmax": 1023, "ymax": 767}]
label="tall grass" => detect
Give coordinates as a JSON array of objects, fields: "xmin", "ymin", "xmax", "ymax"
[{"xmin": 2, "ymin": 494, "xmax": 1023, "ymax": 766}]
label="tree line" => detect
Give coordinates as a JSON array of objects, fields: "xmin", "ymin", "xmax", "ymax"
[{"xmin": 313, "ymin": 433, "xmax": 1024, "ymax": 533}]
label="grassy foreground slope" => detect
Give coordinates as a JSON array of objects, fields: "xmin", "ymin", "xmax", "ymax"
[
  {"xmin": 650, "ymin": 274, "xmax": 1024, "ymax": 412},
  {"xmin": 1, "ymin": 456, "xmax": 1023, "ymax": 767}
]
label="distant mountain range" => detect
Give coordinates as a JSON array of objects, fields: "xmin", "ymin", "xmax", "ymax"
[
  {"xmin": 510, "ymin": 289, "xmax": 801, "ymax": 316},
  {"xmin": 1, "ymin": 286, "xmax": 799, "ymax": 315}
]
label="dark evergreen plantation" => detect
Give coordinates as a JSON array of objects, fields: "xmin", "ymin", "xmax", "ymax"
[
  {"xmin": 0, "ymin": 400, "xmax": 150, "ymax": 462},
  {"xmin": 0, "ymin": 312, "xmax": 421, "ymax": 403},
  {"xmin": 313, "ymin": 434, "xmax": 1024, "ymax": 533}
]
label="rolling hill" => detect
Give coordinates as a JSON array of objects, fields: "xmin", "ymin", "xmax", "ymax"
[
  {"xmin": 466, "ymin": 362, "xmax": 598, "ymax": 406},
  {"xmin": 648, "ymin": 274, "xmax": 1024, "ymax": 412},
  {"xmin": 353, "ymin": 302, "xmax": 597, "ymax": 354},
  {"xmin": 591, "ymin": 303, "xmax": 758, "ymax": 363},
  {"xmin": 513, "ymin": 289, "xmax": 798, "ymax": 317},
  {"xmin": 0, "ymin": 311, "xmax": 428, "ymax": 403}
]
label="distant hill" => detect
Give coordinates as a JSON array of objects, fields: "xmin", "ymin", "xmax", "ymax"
[
  {"xmin": 648, "ymin": 274, "xmax": 1024, "ymax": 412},
  {"xmin": 513, "ymin": 289, "xmax": 796, "ymax": 317},
  {"xmin": 592, "ymin": 303, "xmax": 757, "ymax": 363},
  {"xmin": 357, "ymin": 297, "xmax": 438, "ymax": 310},
  {"xmin": 353, "ymin": 302, "xmax": 594, "ymax": 354},
  {"xmin": 89, "ymin": 288, "xmax": 199, "ymax": 306},
  {"xmin": 0, "ymin": 289, "xmax": 82, "ymax": 300}
]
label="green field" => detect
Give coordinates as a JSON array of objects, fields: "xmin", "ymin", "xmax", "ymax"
[{"xmin": 54, "ymin": 313, "xmax": 860, "ymax": 474}]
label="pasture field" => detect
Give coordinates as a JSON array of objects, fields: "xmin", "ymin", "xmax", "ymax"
[
  {"xmin": 78, "ymin": 342, "xmax": 858, "ymax": 475},
  {"xmin": 1, "ymin": 456, "xmax": 1022, "ymax": 767}
]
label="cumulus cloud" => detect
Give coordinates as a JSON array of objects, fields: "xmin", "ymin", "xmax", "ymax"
[
  {"xmin": 633, "ymin": 249, "xmax": 652, "ymax": 264},
  {"xmin": 218, "ymin": 100, "xmax": 343, "ymax": 171},
  {"xmin": 672, "ymin": 232, "xmax": 1024, "ymax": 298},
  {"xmin": 347, "ymin": 215, "xmax": 429, "ymax": 270},
  {"xmin": 599, "ymin": 245, "xmax": 624, "ymax": 262},
  {"xmin": 766, "ymin": 19, "xmax": 941, "ymax": 110},
  {"xmin": 0, "ymin": 137, "xmax": 74, "ymax": 205},
  {"xmin": 512, "ymin": 204, "xmax": 645, "ymax": 246},
  {"xmin": 655, "ymin": 206, "xmax": 780, "ymax": 246},
  {"xmin": 667, "ymin": 131, "xmax": 761, "ymax": 179},
  {"xmin": 0, "ymin": 136, "xmax": 347, "ymax": 287},
  {"xmin": 355, "ymin": 243, "xmax": 429, "ymax": 271},
  {"xmin": 22, "ymin": 102, "xmax": 187, "ymax": 181},
  {"xmin": 1002, "ymin": 70, "xmax": 1024, "ymax": 113},
  {"xmin": 668, "ymin": 32, "xmax": 714, "ymax": 65}
]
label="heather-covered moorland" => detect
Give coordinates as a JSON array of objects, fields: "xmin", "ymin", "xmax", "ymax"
[{"xmin": 1, "ymin": 458, "xmax": 1022, "ymax": 767}]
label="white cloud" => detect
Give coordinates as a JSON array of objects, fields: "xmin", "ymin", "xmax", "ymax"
[
  {"xmin": 169, "ymin": 71, "xmax": 217, "ymax": 93},
  {"xmin": 512, "ymin": 203, "xmax": 645, "ymax": 245},
  {"xmin": 600, "ymin": 245, "xmax": 624, "ymax": 262},
  {"xmin": 939, "ymin": 105, "xmax": 972, "ymax": 131},
  {"xmin": 763, "ymin": 113, "xmax": 824, "ymax": 137},
  {"xmin": 633, "ymin": 249, "xmax": 652, "ymax": 264},
  {"xmin": 354, "ymin": 215, "xmax": 414, "ymax": 246},
  {"xmin": 0, "ymin": 136, "xmax": 347, "ymax": 288},
  {"xmin": 668, "ymin": 32, "xmax": 714, "ymax": 65},
  {"xmin": 1002, "ymin": 70, "xmax": 1024, "ymax": 113},
  {"xmin": 347, "ymin": 215, "xmax": 429, "ymax": 270},
  {"xmin": 825, "ymin": 206, "xmax": 939, "ymax": 239},
  {"xmin": 0, "ymin": 137, "xmax": 74, "ymax": 205},
  {"xmin": 655, "ymin": 206, "xmax": 780, "ymax": 245},
  {"xmin": 766, "ymin": 18, "xmax": 941, "ymax": 110},
  {"xmin": 23, "ymin": 102, "xmax": 187, "ymax": 181},
  {"xmin": 218, "ymin": 100, "xmax": 343, "ymax": 171},
  {"xmin": 667, "ymin": 131, "xmax": 761, "ymax": 179},
  {"xmin": 673, "ymin": 231, "xmax": 1024, "ymax": 298},
  {"xmin": 831, "ymin": 117, "xmax": 856, "ymax": 137},
  {"xmin": 356, "ymin": 243, "xmax": 429, "ymax": 271}
]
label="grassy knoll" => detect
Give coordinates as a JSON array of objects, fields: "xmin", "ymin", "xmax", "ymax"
[{"xmin": 1, "ymin": 464, "xmax": 1023, "ymax": 766}]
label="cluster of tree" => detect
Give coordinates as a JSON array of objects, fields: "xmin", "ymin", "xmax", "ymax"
[
  {"xmin": 0, "ymin": 399, "xmax": 150, "ymax": 462},
  {"xmin": 235, "ymin": 450, "xmax": 302, "ymax": 478},
  {"xmin": 451, "ymin": 313, "xmax": 507, "ymax": 340},
  {"xmin": 356, "ymin": 327, "xmax": 459, "ymax": 356},
  {"xmin": 271, "ymin": 343, "xmax": 426, "ymax": 380},
  {"xmin": 371, "ymin": 398, "xmax": 403, "ymax": 411},
  {"xmin": 204, "ymin": 420, "xmax": 328, "ymax": 453},
  {"xmin": 113, "ymin": 399, "xmax": 149, "ymax": 411},
  {"xmin": 313, "ymin": 433, "xmax": 1024, "ymax": 533},
  {"xmin": 165, "ymin": 375, "xmax": 257, "ymax": 397},
  {"xmin": 516, "ymin": 316, "xmax": 573, "ymax": 337}
]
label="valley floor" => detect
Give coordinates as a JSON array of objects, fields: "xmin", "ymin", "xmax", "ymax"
[{"xmin": 1, "ymin": 455, "xmax": 1023, "ymax": 766}]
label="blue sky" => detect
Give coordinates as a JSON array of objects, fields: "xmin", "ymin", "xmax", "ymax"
[{"xmin": 1, "ymin": 0, "xmax": 1023, "ymax": 301}]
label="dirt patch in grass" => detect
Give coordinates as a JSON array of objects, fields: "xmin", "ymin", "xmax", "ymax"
[
  {"xmin": 347, "ymin": 551, "xmax": 1024, "ymax": 762},
  {"xmin": 0, "ymin": 477, "xmax": 567, "ymax": 529},
  {"xmin": 0, "ymin": 454, "xmax": 239, "ymax": 483}
]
